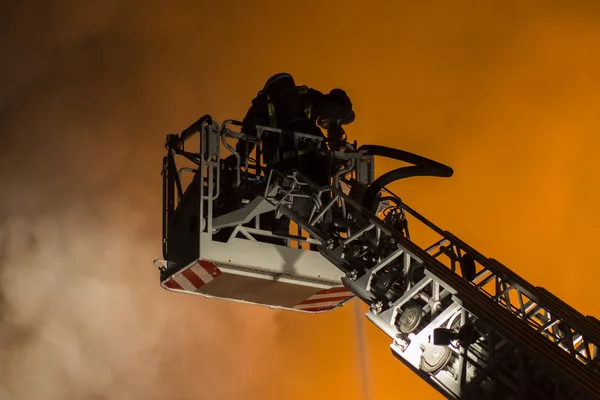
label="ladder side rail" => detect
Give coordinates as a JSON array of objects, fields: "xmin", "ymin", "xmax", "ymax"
[
  {"xmin": 332, "ymin": 184, "xmax": 600, "ymax": 388},
  {"xmin": 331, "ymin": 179, "xmax": 600, "ymax": 369},
  {"xmin": 396, "ymin": 199, "xmax": 600, "ymax": 365},
  {"xmin": 267, "ymin": 168, "xmax": 600, "ymax": 399}
]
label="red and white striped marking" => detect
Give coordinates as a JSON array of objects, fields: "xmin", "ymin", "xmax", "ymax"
[
  {"xmin": 162, "ymin": 259, "xmax": 222, "ymax": 292},
  {"xmin": 293, "ymin": 287, "xmax": 355, "ymax": 312}
]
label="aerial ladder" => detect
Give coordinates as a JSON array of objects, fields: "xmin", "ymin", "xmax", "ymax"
[{"xmin": 156, "ymin": 115, "xmax": 600, "ymax": 400}]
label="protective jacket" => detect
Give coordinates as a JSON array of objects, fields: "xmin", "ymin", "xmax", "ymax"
[{"xmin": 236, "ymin": 73, "xmax": 355, "ymax": 165}]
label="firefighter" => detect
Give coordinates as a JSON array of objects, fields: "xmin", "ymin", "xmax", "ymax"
[
  {"xmin": 226, "ymin": 73, "xmax": 354, "ymax": 175},
  {"xmin": 224, "ymin": 73, "xmax": 355, "ymax": 242}
]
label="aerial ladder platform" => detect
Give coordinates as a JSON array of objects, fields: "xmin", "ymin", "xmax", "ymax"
[{"xmin": 156, "ymin": 115, "xmax": 600, "ymax": 400}]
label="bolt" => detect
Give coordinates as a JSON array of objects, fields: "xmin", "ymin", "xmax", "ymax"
[{"xmin": 371, "ymin": 301, "xmax": 383, "ymax": 315}]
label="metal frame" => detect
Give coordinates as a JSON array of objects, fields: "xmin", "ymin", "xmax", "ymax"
[
  {"xmin": 157, "ymin": 116, "xmax": 377, "ymax": 312},
  {"xmin": 157, "ymin": 114, "xmax": 600, "ymax": 399},
  {"xmin": 265, "ymin": 168, "xmax": 600, "ymax": 399},
  {"xmin": 210, "ymin": 121, "xmax": 375, "ymax": 244}
]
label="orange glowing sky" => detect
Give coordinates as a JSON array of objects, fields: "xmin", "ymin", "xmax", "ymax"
[{"xmin": 1, "ymin": 1, "xmax": 600, "ymax": 399}]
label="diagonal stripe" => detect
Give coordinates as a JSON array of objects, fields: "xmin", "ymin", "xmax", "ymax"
[
  {"xmin": 171, "ymin": 273, "xmax": 197, "ymax": 291},
  {"xmin": 318, "ymin": 287, "xmax": 353, "ymax": 294},
  {"xmin": 305, "ymin": 292, "xmax": 354, "ymax": 301},
  {"xmin": 199, "ymin": 260, "xmax": 222, "ymax": 277},
  {"xmin": 190, "ymin": 263, "xmax": 214, "ymax": 284},
  {"xmin": 164, "ymin": 279, "xmax": 183, "ymax": 290},
  {"xmin": 181, "ymin": 268, "xmax": 206, "ymax": 289}
]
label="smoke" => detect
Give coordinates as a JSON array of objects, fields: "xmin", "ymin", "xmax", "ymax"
[
  {"xmin": 5, "ymin": 2, "xmax": 600, "ymax": 399},
  {"xmin": 0, "ymin": 2, "xmax": 284, "ymax": 400}
]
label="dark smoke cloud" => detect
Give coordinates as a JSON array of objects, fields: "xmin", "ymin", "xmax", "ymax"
[
  {"xmin": 5, "ymin": 1, "xmax": 600, "ymax": 399},
  {"xmin": 0, "ymin": 2, "xmax": 284, "ymax": 399}
]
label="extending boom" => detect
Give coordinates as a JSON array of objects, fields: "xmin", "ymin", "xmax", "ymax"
[{"xmin": 158, "ymin": 116, "xmax": 600, "ymax": 400}]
